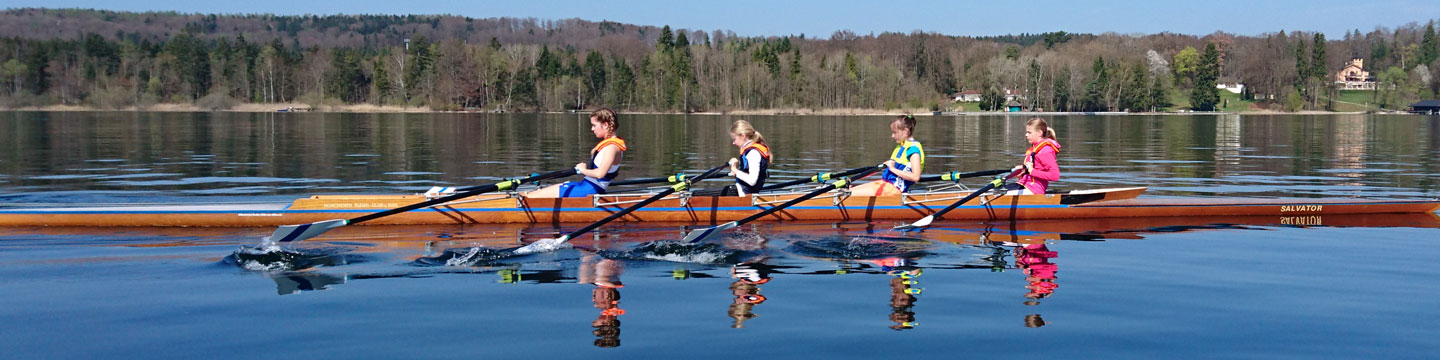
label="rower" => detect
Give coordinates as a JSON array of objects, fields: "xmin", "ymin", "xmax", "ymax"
[
  {"xmin": 697, "ymin": 120, "xmax": 771, "ymax": 197},
  {"xmin": 1004, "ymin": 118, "xmax": 1061, "ymax": 195},
  {"xmin": 527, "ymin": 108, "xmax": 625, "ymax": 198},
  {"xmin": 850, "ymin": 115, "xmax": 925, "ymax": 196}
]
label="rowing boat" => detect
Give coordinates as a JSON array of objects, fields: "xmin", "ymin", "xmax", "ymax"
[{"xmin": 0, "ymin": 185, "xmax": 1434, "ymax": 227}]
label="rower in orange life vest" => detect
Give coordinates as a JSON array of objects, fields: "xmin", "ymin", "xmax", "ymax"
[
  {"xmin": 527, "ymin": 108, "xmax": 625, "ymax": 198},
  {"xmin": 699, "ymin": 120, "xmax": 771, "ymax": 197},
  {"xmin": 850, "ymin": 115, "xmax": 924, "ymax": 196},
  {"xmin": 1004, "ymin": 118, "xmax": 1061, "ymax": 195}
]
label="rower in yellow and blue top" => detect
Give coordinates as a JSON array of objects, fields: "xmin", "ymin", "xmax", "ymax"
[
  {"xmin": 528, "ymin": 108, "xmax": 626, "ymax": 198},
  {"xmin": 850, "ymin": 115, "xmax": 925, "ymax": 196}
]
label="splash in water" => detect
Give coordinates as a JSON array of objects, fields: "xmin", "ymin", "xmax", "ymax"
[{"xmin": 513, "ymin": 237, "xmax": 572, "ymax": 255}]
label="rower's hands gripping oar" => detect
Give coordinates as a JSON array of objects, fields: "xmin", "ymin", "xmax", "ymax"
[
  {"xmin": 894, "ymin": 174, "xmax": 1008, "ymax": 231},
  {"xmin": 758, "ymin": 164, "xmax": 878, "ymax": 191},
  {"xmin": 515, "ymin": 163, "xmax": 731, "ymax": 255},
  {"xmin": 266, "ymin": 168, "xmax": 577, "ymax": 245},
  {"xmin": 684, "ymin": 163, "xmax": 887, "ymax": 243}
]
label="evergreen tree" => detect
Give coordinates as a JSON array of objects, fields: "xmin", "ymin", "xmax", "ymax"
[
  {"xmin": 1052, "ymin": 67, "xmax": 1070, "ymax": 111},
  {"xmin": 1189, "ymin": 43, "xmax": 1222, "ymax": 111},
  {"xmin": 1121, "ymin": 62, "xmax": 1149, "ymax": 112},
  {"xmin": 1083, "ymin": 57, "xmax": 1108, "ymax": 111},
  {"xmin": 584, "ymin": 51, "xmax": 607, "ymax": 106},
  {"xmin": 1423, "ymin": 22, "xmax": 1438, "ymax": 66}
]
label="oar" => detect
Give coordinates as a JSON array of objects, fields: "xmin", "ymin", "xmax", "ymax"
[
  {"xmin": 893, "ymin": 175, "xmax": 1008, "ymax": 231},
  {"xmin": 514, "ymin": 163, "xmax": 731, "ymax": 254},
  {"xmin": 608, "ymin": 172, "xmax": 699, "ymax": 187},
  {"xmin": 267, "ymin": 168, "xmax": 577, "ymax": 244},
  {"xmin": 917, "ymin": 169, "xmax": 1009, "ymax": 183},
  {"xmin": 757, "ymin": 165, "xmax": 878, "ymax": 191},
  {"xmin": 682, "ymin": 163, "xmax": 887, "ymax": 243}
]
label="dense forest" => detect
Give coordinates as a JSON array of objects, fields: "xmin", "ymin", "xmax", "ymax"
[{"xmin": 2, "ymin": 8, "xmax": 1439, "ymax": 112}]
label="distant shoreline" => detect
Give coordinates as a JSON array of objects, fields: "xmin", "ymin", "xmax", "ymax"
[{"xmin": 0, "ymin": 103, "xmax": 1382, "ymax": 116}]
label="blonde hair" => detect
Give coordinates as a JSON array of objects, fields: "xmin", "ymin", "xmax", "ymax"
[
  {"xmin": 731, "ymin": 120, "xmax": 766, "ymax": 145},
  {"xmin": 1026, "ymin": 118, "xmax": 1057, "ymax": 140},
  {"xmin": 592, "ymin": 108, "xmax": 618, "ymax": 132}
]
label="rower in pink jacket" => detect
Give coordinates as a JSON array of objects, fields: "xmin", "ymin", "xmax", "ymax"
[{"xmin": 1006, "ymin": 118, "xmax": 1061, "ymax": 195}]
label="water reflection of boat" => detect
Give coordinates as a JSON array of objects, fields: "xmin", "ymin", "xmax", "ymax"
[{"xmin": 2, "ymin": 185, "xmax": 1433, "ymax": 227}]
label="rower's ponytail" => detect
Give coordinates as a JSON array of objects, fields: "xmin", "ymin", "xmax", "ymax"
[{"xmin": 1027, "ymin": 117, "xmax": 1057, "ymax": 140}]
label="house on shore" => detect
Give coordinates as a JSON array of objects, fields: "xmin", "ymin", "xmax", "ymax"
[
  {"xmin": 1217, "ymin": 77, "xmax": 1245, "ymax": 94},
  {"xmin": 1335, "ymin": 57, "xmax": 1377, "ymax": 90},
  {"xmin": 952, "ymin": 90, "xmax": 982, "ymax": 102},
  {"xmin": 1006, "ymin": 100, "xmax": 1026, "ymax": 112},
  {"xmin": 1408, "ymin": 100, "xmax": 1440, "ymax": 114}
]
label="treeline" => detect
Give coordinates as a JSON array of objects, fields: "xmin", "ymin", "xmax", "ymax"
[{"xmin": 2, "ymin": 8, "xmax": 1439, "ymax": 112}]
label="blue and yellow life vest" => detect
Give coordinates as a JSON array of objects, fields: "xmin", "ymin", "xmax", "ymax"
[
  {"xmin": 736, "ymin": 142, "xmax": 771, "ymax": 194},
  {"xmin": 584, "ymin": 137, "xmax": 627, "ymax": 190},
  {"xmin": 881, "ymin": 139, "xmax": 924, "ymax": 193}
]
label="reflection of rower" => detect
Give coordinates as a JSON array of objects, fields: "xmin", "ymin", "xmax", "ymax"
[
  {"xmin": 579, "ymin": 253, "xmax": 624, "ymax": 347},
  {"xmin": 728, "ymin": 262, "xmax": 773, "ymax": 328},
  {"xmin": 1013, "ymin": 241, "xmax": 1057, "ymax": 328},
  {"xmin": 870, "ymin": 257, "xmax": 921, "ymax": 330}
]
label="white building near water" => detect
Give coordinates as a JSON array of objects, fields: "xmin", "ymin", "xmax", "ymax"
[{"xmin": 1217, "ymin": 82, "xmax": 1245, "ymax": 94}]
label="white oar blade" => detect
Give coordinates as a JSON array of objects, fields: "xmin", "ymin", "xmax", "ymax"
[
  {"xmin": 270, "ymin": 219, "xmax": 348, "ymax": 243},
  {"xmin": 683, "ymin": 221, "xmax": 738, "ymax": 242},
  {"xmin": 894, "ymin": 215, "xmax": 935, "ymax": 231},
  {"xmin": 514, "ymin": 236, "xmax": 572, "ymax": 255}
]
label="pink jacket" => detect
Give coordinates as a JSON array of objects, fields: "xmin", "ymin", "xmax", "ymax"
[{"xmin": 1018, "ymin": 139, "xmax": 1061, "ymax": 194}]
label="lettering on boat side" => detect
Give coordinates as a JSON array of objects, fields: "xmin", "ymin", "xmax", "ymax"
[
  {"xmin": 1280, "ymin": 216, "xmax": 1323, "ymax": 226},
  {"xmin": 237, "ymin": 213, "xmax": 283, "ymax": 217},
  {"xmin": 1279, "ymin": 205, "xmax": 1323, "ymax": 212},
  {"xmin": 322, "ymin": 203, "xmax": 402, "ymax": 208}
]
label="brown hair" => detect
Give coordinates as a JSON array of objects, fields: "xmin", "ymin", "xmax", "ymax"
[
  {"xmin": 730, "ymin": 120, "xmax": 766, "ymax": 145},
  {"xmin": 1026, "ymin": 118, "xmax": 1057, "ymax": 140},
  {"xmin": 591, "ymin": 108, "xmax": 618, "ymax": 132},
  {"xmin": 892, "ymin": 115, "xmax": 917, "ymax": 137}
]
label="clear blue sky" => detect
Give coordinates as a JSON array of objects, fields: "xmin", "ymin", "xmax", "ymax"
[{"xmin": 3, "ymin": 0, "xmax": 1435, "ymax": 38}]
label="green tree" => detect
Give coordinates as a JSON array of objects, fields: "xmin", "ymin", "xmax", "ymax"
[
  {"xmin": 1052, "ymin": 67, "xmax": 1070, "ymax": 111},
  {"xmin": 583, "ymin": 50, "xmax": 607, "ymax": 107},
  {"xmin": 324, "ymin": 49, "xmax": 369, "ymax": 103},
  {"xmin": 372, "ymin": 58, "xmax": 392, "ymax": 104},
  {"xmin": 1172, "ymin": 46, "xmax": 1200, "ymax": 86},
  {"xmin": 1423, "ymin": 22, "xmax": 1438, "ymax": 66},
  {"xmin": 1189, "ymin": 43, "xmax": 1222, "ymax": 111},
  {"xmin": 165, "ymin": 32, "xmax": 212, "ymax": 100},
  {"xmin": 1121, "ymin": 62, "xmax": 1149, "ymax": 112},
  {"xmin": 1083, "ymin": 57, "xmax": 1108, "ymax": 111}
]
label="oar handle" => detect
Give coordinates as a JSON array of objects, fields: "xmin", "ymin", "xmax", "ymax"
[
  {"xmin": 734, "ymin": 165, "xmax": 885, "ymax": 226},
  {"xmin": 758, "ymin": 164, "xmax": 879, "ymax": 191},
  {"xmin": 560, "ymin": 164, "xmax": 730, "ymax": 241},
  {"xmin": 918, "ymin": 169, "xmax": 1008, "ymax": 183},
  {"xmin": 349, "ymin": 168, "xmax": 577, "ymax": 225}
]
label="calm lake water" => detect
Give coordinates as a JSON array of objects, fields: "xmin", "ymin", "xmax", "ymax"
[{"xmin": 1, "ymin": 112, "xmax": 1438, "ymax": 359}]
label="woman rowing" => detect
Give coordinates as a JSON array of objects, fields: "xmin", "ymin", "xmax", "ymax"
[
  {"xmin": 527, "ymin": 108, "xmax": 625, "ymax": 198},
  {"xmin": 698, "ymin": 120, "xmax": 771, "ymax": 197},
  {"xmin": 1004, "ymin": 118, "xmax": 1061, "ymax": 195},
  {"xmin": 850, "ymin": 115, "xmax": 924, "ymax": 196}
]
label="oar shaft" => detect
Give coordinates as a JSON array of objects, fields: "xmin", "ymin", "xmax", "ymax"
[
  {"xmin": 928, "ymin": 181, "xmax": 999, "ymax": 221},
  {"xmin": 350, "ymin": 168, "xmax": 577, "ymax": 225},
  {"xmin": 917, "ymin": 169, "xmax": 1008, "ymax": 183},
  {"xmin": 734, "ymin": 166, "xmax": 884, "ymax": 226},
  {"xmin": 758, "ymin": 165, "xmax": 876, "ymax": 191},
  {"xmin": 559, "ymin": 164, "xmax": 729, "ymax": 241}
]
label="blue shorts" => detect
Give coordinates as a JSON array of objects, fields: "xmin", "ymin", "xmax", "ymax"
[{"xmin": 558, "ymin": 180, "xmax": 604, "ymax": 198}]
